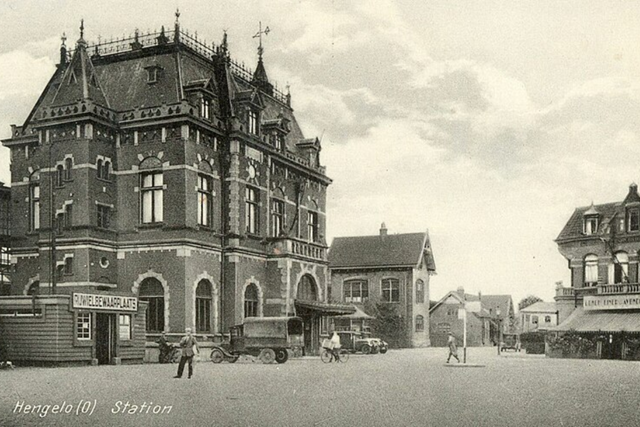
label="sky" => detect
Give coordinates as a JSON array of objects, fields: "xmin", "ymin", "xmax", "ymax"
[{"xmin": 2, "ymin": 1, "xmax": 640, "ymax": 308}]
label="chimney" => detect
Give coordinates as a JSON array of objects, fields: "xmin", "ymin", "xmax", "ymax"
[
  {"xmin": 457, "ymin": 286, "xmax": 464, "ymax": 297},
  {"xmin": 630, "ymin": 183, "xmax": 638, "ymax": 196},
  {"xmin": 380, "ymin": 222, "xmax": 387, "ymax": 236},
  {"xmin": 478, "ymin": 291, "xmax": 482, "ymax": 302}
]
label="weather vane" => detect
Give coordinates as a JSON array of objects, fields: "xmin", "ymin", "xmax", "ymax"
[{"xmin": 253, "ymin": 21, "xmax": 270, "ymax": 58}]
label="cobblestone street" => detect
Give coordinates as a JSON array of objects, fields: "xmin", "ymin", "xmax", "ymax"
[{"xmin": 1, "ymin": 347, "xmax": 638, "ymax": 427}]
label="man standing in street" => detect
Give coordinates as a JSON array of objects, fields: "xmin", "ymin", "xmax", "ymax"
[
  {"xmin": 174, "ymin": 328, "xmax": 199, "ymax": 379},
  {"xmin": 446, "ymin": 332, "xmax": 460, "ymax": 363}
]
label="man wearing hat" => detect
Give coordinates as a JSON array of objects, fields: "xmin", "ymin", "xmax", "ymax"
[
  {"xmin": 174, "ymin": 328, "xmax": 199, "ymax": 379},
  {"xmin": 446, "ymin": 332, "xmax": 460, "ymax": 363}
]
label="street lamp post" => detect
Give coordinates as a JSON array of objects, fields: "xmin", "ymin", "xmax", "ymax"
[{"xmin": 496, "ymin": 308, "xmax": 501, "ymax": 356}]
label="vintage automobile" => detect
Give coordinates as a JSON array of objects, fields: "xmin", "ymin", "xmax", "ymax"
[
  {"xmin": 500, "ymin": 333, "xmax": 521, "ymax": 352},
  {"xmin": 210, "ymin": 317, "xmax": 304, "ymax": 364},
  {"xmin": 337, "ymin": 331, "xmax": 388, "ymax": 354}
]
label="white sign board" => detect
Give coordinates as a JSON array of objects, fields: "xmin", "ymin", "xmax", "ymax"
[
  {"xmin": 584, "ymin": 294, "xmax": 640, "ymax": 311},
  {"xmin": 72, "ymin": 293, "xmax": 138, "ymax": 312}
]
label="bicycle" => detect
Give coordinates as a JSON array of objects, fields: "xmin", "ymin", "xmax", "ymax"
[
  {"xmin": 320, "ymin": 347, "xmax": 349, "ymax": 363},
  {"xmin": 160, "ymin": 345, "xmax": 181, "ymax": 363}
]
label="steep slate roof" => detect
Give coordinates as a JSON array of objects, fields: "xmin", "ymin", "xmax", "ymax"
[
  {"xmin": 328, "ymin": 232, "xmax": 435, "ymax": 270},
  {"xmin": 520, "ymin": 301, "xmax": 557, "ymax": 314},
  {"xmin": 556, "ymin": 184, "xmax": 640, "ymax": 241},
  {"xmin": 19, "ymin": 26, "xmax": 316, "ymax": 164}
]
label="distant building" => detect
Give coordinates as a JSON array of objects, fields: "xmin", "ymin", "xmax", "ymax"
[
  {"xmin": 429, "ymin": 288, "xmax": 491, "ymax": 347},
  {"xmin": 519, "ymin": 301, "xmax": 557, "ymax": 333},
  {"xmin": 553, "ymin": 183, "xmax": 640, "ymax": 359},
  {"xmin": 328, "ymin": 224, "xmax": 436, "ymax": 347}
]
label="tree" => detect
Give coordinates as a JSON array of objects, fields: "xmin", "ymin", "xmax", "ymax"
[{"xmin": 518, "ymin": 295, "xmax": 543, "ymax": 311}]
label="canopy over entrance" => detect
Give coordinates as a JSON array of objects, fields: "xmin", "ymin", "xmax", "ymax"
[
  {"xmin": 333, "ymin": 305, "xmax": 375, "ymax": 320},
  {"xmin": 294, "ymin": 300, "xmax": 356, "ymax": 316},
  {"xmin": 551, "ymin": 308, "xmax": 640, "ymax": 333}
]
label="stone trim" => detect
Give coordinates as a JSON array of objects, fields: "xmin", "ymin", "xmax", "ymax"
[
  {"xmin": 132, "ymin": 270, "xmax": 170, "ymax": 332},
  {"xmin": 242, "ymin": 277, "xmax": 264, "ymax": 318}
]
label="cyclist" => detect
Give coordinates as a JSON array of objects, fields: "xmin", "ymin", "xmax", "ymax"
[{"xmin": 329, "ymin": 331, "xmax": 342, "ymax": 362}]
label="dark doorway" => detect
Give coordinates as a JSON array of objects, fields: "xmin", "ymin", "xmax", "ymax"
[
  {"xmin": 96, "ymin": 313, "xmax": 116, "ymax": 365},
  {"xmin": 602, "ymin": 335, "xmax": 622, "ymax": 360}
]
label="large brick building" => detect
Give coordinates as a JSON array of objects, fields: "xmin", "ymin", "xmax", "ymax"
[
  {"xmin": 1, "ymin": 15, "xmax": 337, "ymax": 362},
  {"xmin": 553, "ymin": 183, "xmax": 640, "ymax": 359},
  {"xmin": 328, "ymin": 224, "xmax": 436, "ymax": 348}
]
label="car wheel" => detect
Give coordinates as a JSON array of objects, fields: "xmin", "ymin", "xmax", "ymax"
[
  {"xmin": 259, "ymin": 348, "xmax": 276, "ymax": 364},
  {"xmin": 210, "ymin": 349, "xmax": 225, "ymax": 364},
  {"xmin": 361, "ymin": 344, "xmax": 372, "ymax": 354},
  {"xmin": 275, "ymin": 349, "xmax": 289, "ymax": 364},
  {"xmin": 379, "ymin": 348, "xmax": 388, "ymax": 354}
]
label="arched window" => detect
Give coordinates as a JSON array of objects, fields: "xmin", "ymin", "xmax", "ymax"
[
  {"xmin": 415, "ymin": 315, "xmax": 424, "ymax": 332},
  {"xmin": 103, "ymin": 161, "xmax": 111, "ymax": 180},
  {"xmin": 344, "ymin": 280, "xmax": 368, "ymax": 303},
  {"xmin": 27, "ymin": 281, "xmax": 40, "ymax": 296},
  {"xmin": 297, "ymin": 275, "xmax": 317, "ymax": 301},
  {"xmin": 139, "ymin": 278, "xmax": 164, "ymax": 332},
  {"xmin": 609, "ymin": 252, "xmax": 629, "ymax": 284},
  {"xmin": 197, "ymin": 174, "xmax": 213, "ymax": 227},
  {"xmin": 56, "ymin": 165, "xmax": 64, "ymax": 187},
  {"xmin": 416, "ymin": 279, "xmax": 425, "ymax": 303},
  {"xmin": 64, "ymin": 158, "xmax": 72, "ymax": 180},
  {"xmin": 196, "ymin": 280, "xmax": 212, "ymax": 332},
  {"xmin": 584, "ymin": 254, "xmax": 598, "ymax": 287},
  {"xmin": 381, "ymin": 278, "xmax": 400, "ymax": 303},
  {"xmin": 244, "ymin": 283, "xmax": 259, "ymax": 318}
]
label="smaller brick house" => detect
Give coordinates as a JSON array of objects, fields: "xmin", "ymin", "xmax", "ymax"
[
  {"xmin": 328, "ymin": 224, "xmax": 436, "ymax": 347},
  {"xmin": 429, "ymin": 288, "xmax": 492, "ymax": 347}
]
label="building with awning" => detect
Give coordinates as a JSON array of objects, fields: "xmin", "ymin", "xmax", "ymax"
[{"xmin": 553, "ymin": 183, "xmax": 640, "ymax": 360}]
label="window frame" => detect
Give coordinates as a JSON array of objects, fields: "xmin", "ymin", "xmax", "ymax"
[
  {"xmin": 415, "ymin": 315, "xmax": 424, "ymax": 332},
  {"xmin": 30, "ymin": 182, "xmax": 40, "ymax": 231},
  {"xmin": 343, "ymin": 280, "xmax": 369, "ymax": 303},
  {"xmin": 248, "ymin": 110, "xmax": 258, "ymax": 135},
  {"xmin": 197, "ymin": 174, "xmax": 213, "ymax": 227},
  {"xmin": 584, "ymin": 254, "xmax": 598, "ymax": 286},
  {"xmin": 245, "ymin": 186, "xmax": 259, "ymax": 235},
  {"xmin": 140, "ymin": 171, "xmax": 164, "ymax": 224},
  {"xmin": 416, "ymin": 279, "xmax": 425, "ymax": 303},
  {"xmin": 196, "ymin": 280, "xmax": 212, "ymax": 333},
  {"xmin": 118, "ymin": 314, "xmax": 132, "ymax": 341},
  {"xmin": 381, "ymin": 278, "xmax": 400, "ymax": 303},
  {"xmin": 307, "ymin": 211, "xmax": 319, "ymax": 242},
  {"xmin": 244, "ymin": 283, "xmax": 259, "ymax": 318},
  {"xmin": 76, "ymin": 312, "xmax": 92, "ymax": 340},
  {"xmin": 271, "ymin": 199, "xmax": 284, "ymax": 237},
  {"xmin": 628, "ymin": 208, "xmax": 640, "ymax": 232},
  {"xmin": 97, "ymin": 204, "xmax": 111, "ymax": 229}
]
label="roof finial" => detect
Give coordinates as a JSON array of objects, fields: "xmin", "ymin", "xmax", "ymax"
[
  {"xmin": 175, "ymin": 8, "xmax": 181, "ymax": 25},
  {"xmin": 253, "ymin": 21, "xmax": 270, "ymax": 59},
  {"xmin": 80, "ymin": 19, "xmax": 85, "ymax": 40},
  {"xmin": 61, "ymin": 32, "xmax": 67, "ymax": 47}
]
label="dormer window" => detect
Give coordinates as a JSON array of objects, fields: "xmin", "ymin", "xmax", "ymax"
[
  {"xmin": 583, "ymin": 215, "xmax": 598, "ymax": 235},
  {"xmin": 628, "ymin": 208, "xmax": 640, "ymax": 232},
  {"xmin": 145, "ymin": 66, "xmax": 163, "ymax": 84},
  {"xmin": 273, "ymin": 133, "xmax": 284, "ymax": 151},
  {"xmin": 200, "ymin": 98, "xmax": 211, "ymax": 120},
  {"xmin": 248, "ymin": 110, "xmax": 258, "ymax": 135}
]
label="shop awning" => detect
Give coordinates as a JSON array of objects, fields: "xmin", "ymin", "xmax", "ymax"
[
  {"xmin": 550, "ymin": 308, "xmax": 640, "ymax": 333},
  {"xmin": 333, "ymin": 305, "xmax": 375, "ymax": 320},
  {"xmin": 294, "ymin": 300, "xmax": 357, "ymax": 316}
]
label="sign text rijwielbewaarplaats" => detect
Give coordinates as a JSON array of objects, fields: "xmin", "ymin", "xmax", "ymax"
[
  {"xmin": 583, "ymin": 294, "xmax": 640, "ymax": 311},
  {"xmin": 72, "ymin": 293, "xmax": 138, "ymax": 312}
]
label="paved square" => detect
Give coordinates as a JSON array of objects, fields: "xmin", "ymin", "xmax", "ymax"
[{"xmin": 1, "ymin": 348, "xmax": 637, "ymax": 426}]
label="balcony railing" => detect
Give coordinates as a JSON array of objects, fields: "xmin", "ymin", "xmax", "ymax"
[
  {"xmin": 598, "ymin": 283, "xmax": 640, "ymax": 295},
  {"xmin": 268, "ymin": 237, "xmax": 326, "ymax": 261},
  {"xmin": 555, "ymin": 286, "xmax": 575, "ymax": 297}
]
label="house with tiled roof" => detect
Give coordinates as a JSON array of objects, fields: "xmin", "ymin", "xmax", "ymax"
[
  {"xmin": 0, "ymin": 13, "xmax": 340, "ymax": 364},
  {"xmin": 328, "ymin": 224, "xmax": 436, "ymax": 347},
  {"xmin": 553, "ymin": 183, "xmax": 640, "ymax": 360},
  {"xmin": 429, "ymin": 288, "xmax": 492, "ymax": 347}
]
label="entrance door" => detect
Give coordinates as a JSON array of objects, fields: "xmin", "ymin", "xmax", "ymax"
[{"xmin": 96, "ymin": 313, "xmax": 116, "ymax": 365}]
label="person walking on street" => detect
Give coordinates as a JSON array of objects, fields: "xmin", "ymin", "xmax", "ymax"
[
  {"xmin": 174, "ymin": 328, "xmax": 199, "ymax": 379},
  {"xmin": 447, "ymin": 332, "xmax": 460, "ymax": 363}
]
